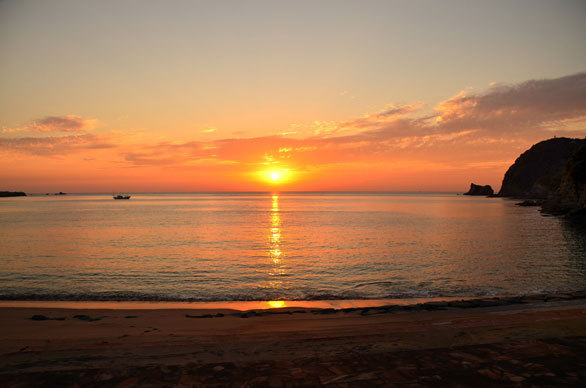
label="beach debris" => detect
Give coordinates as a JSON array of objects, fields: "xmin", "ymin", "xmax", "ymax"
[{"xmin": 29, "ymin": 314, "xmax": 65, "ymax": 321}]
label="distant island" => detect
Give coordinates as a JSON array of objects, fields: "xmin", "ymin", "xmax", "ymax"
[
  {"xmin": 0, "ymin": 191, "xmax": 26, "ymax": 197},
  {"xmin": 467, "ymin": 137, "xmax": 586, "ymax": 216}
]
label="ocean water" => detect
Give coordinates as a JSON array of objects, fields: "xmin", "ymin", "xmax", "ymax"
[{"xmin": 0, "ymin": 193, "xmax": 585, "ymax": 302}]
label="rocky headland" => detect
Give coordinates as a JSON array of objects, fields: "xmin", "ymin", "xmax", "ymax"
[
  {"xmin": 495, "ymin": 137, "xmax": 586, "ymax": 216},
  {"xmin": 542, "ymin": 141, "xmax": 586, "ymax": 216},
  {"xmin": 497, "ymin": 137, "xmax": 584, "ymax": 198}
]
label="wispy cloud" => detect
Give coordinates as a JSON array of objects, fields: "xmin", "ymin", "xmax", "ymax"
[
  {"xmin": 2, "ymin": 115, "xmax": 98, "ymax": 133},
  {"xmin": 0, "ymin": 134, "xmax": 115, "ymax": 156},
  {"xmin": 434, "ymin": 72, "xmax": 586, "ymax": 134}
]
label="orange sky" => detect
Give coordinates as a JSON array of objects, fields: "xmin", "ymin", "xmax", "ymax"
[
  {"xmin": 1, "ymin": 1, "xmax": 585, "ymax": 193},
  {"xmin": 2, "ymin": 71, "xmax": 585, "ymax": 193}
]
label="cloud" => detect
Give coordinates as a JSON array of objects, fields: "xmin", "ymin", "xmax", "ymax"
[
  {"xmin": 0, "ymin": 134, "xmax": 116, "ymax": 156},
  {"xmin": 302, "ymin": 72, "xmax": 586, "ymax": 152},
  {"xmin": 1, "ymin": 115, "xmax": 98, "ymax": 133},
  {"xmin": 313, "ymin": 102, "xmax": 425, "ymax": 136},
  {"xmin": 434, "ymin": 72, "xmax": 586, "ymax": 134}
]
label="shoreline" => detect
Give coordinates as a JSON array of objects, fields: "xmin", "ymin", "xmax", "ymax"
[
  {"xmin": 1, "ymin": 296, "xmax": 585, "ymax": 386},
  {"xmin": 1, "ymin": 290, "xmax": 584, "ymax": 312}
]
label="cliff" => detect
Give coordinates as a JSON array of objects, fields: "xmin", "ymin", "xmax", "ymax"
[
  {"xmin": 542, "ymin": 142, "xmax": 586, "ymax": 215},
  {"xmin": 497, "ymin": 137, "xmax": 585, "ymax": 198}
]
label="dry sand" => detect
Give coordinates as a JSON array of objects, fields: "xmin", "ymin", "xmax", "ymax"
[{"xmin": 1, "ymin": 298, "xmax": 585, "ymax": 387}]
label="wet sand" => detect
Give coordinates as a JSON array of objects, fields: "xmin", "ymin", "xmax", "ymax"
[{"xmin": 1, "ymin": 297, "xmax": 585, "ymax": 387}]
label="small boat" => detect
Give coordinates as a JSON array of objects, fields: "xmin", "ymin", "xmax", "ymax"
[{"xmin": 113, "ymin": 194, "xmax": 131, "ymax": 200}]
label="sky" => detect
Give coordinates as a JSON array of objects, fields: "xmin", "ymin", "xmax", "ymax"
[{"xmin": 1, "ymin": 0, "xmax": 585, "ymax": 192}]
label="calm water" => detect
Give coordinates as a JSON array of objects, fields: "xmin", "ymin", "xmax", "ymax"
[{"xmin": 0, "ymin": 193, "xmax": 585, "ymax": 301}]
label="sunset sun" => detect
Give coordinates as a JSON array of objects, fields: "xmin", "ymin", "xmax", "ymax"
[{"xmin": 258, "ymin": 168, "xmax": 293, "ymax": 185}]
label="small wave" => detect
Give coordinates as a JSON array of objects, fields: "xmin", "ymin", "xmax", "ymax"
[
  {"xmin": 0, "ymin": 287, "xmax": 579, "ymax": 303},
  {"xmin": 353, "ymin": 281, "xmax": 394, "ymax": 289}
]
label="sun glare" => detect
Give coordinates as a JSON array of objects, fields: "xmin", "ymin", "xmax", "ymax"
[
  {"xmin": 268, "ymin": 301, "xmax": 286, "ymax": 308},
  {"xmin": 258, "ymin": 168, "xmax": 293, "ymax": 185}
]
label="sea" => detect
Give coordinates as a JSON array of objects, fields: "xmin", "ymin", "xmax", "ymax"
[{"xmin": 1, "ymin": 193, "xmax": 585, "ymax": 303}]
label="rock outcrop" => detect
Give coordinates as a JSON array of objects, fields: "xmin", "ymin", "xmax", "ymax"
[
  {"xmin": 497, "ymin": 137, "xmax": 585, "ymax": 198},
  {"xmin": 0, "ymin": 191, "xmax": 26, "ymax": 197},
  {"xmin": 463, "ymin": 183, "xmax": 494, "ymax": 196}
]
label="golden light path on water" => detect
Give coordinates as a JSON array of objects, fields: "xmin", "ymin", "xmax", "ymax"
[{"xmin": 268, "ymin": 194, "xmax": 286, "ymax": 309}]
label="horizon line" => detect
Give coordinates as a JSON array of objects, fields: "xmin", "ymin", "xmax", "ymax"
[{"xmin": 21, "ymin": 190, "xmax": 469, "ymax": 195}]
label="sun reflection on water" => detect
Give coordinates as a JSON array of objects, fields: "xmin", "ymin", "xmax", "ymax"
[
  {"xmin": 268, "ymin": 300, "xmax": 286, "ymax": 308},
  {"xmin": 267, "ymin": 194, "xmax": 286, "ymax": 289}
]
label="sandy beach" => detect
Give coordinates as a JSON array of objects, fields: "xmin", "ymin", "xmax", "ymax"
[{"xmin": 1, "ymin": 296, "xmax": 585, "ymax": 387}]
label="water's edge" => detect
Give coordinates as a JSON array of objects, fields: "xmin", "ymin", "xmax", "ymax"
[{"xmin": 2, "ymin": 290, "xmax": 585, "ymax": 312}]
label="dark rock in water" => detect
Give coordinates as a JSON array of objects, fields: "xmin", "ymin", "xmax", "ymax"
[
  {"xmin": 186, "ymin": 314, "xmax": 214, "ymax": 319},
  {"xmin": 360, "ymin": 308, "xmax": 387, "ymax": 316},
  {"xmin": 185, "ymin": 313, "xmax": 224, "ymax": 318},
  {"xmin": 265, "ymin": 310, "xmax": 293, "ymax": 315},
  {"xmin": 421, "ymin": 301, "xmax": 449, "ymax": 310},
  {"xmin": 240, "ymin": 311, "xmax": 262, "ymax": 318},
  {"xmin": 73, "ymin": 314, "xmax": 105, "ymax": 322},
  {"xmin": 497, "ymin": 137, "xmax": 585, "ymax": 198},
  {"xmin": 311, "ymin": 308, "xmax": 336, "ymax": 315},
  {"xmin": 515, "ymin": 199, "xmax": 543, "ymax": 207},
  {"xmin": 464, "ymin": 183, "xmax": 494, "ymax": 196},
  {"xmin": 542, "ymin": 142, "xmax": 586, "ymax": 216},
  {"xmin": 0, "ymin": 191, "xmax": 26, "ymax": 197}
]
